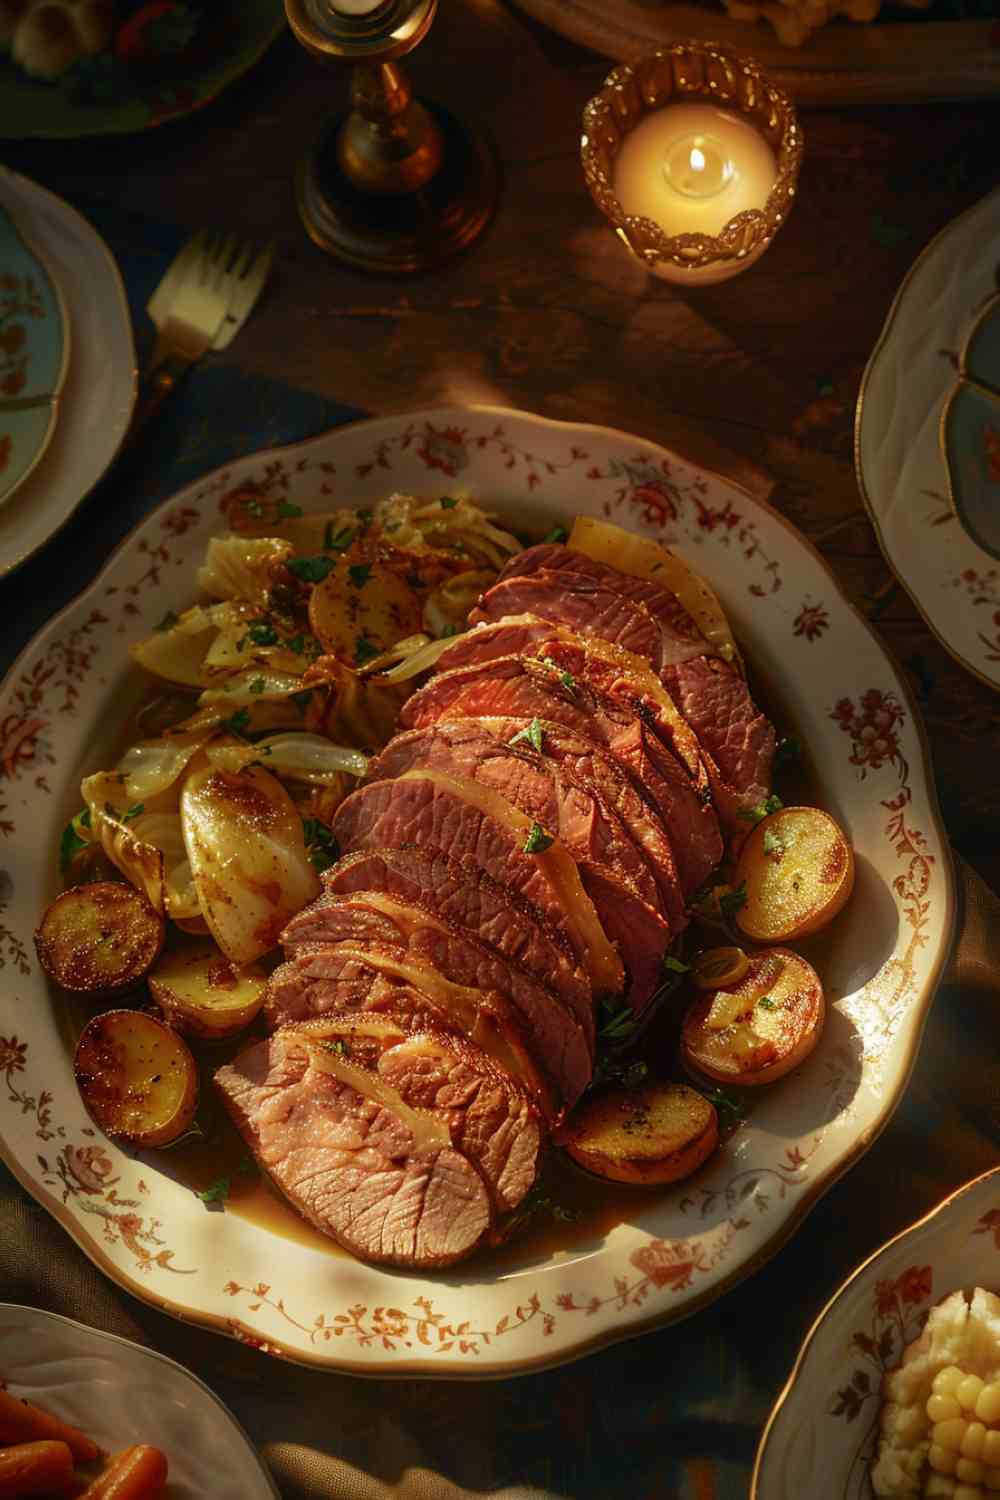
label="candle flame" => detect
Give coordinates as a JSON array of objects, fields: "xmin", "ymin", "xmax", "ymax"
[{"xmin": 689, "ymin": 147, "xmax": 706, "ymax": 173}]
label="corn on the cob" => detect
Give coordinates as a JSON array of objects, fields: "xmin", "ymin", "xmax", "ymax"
[{"xmin": 920, "ymin": 1366, "xmax": 1000, "ymax": 1495}]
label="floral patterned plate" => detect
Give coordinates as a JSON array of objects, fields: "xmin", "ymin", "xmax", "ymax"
[
  {"xmin": 0, "ymin": 1303, "xmax": 279, "ymax": 1500},
  {"xmin": 751, "ymin": 1166, "xmax": 1000, "ymax": 1499},
  {"xmin": 856, "ymin": 184, "xmax": 1000, "ymax": 693},
  {"xmin": 0, "ymin": 406, "xmax": 955, "ymax": 1377},
  {"xmin": 0, "ymin": 199, "xmax": 70, "ymax": 506}
]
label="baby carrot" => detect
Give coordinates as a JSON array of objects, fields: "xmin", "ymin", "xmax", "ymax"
[
  {"xmin": 0, "ymin": 1439, "xmax": 76, "ymax": 1497},
  {"xmin": 78, "ymin": 1445, "xmax": 168, "ymax": 1500},
  {"xmin": 0, "ymin": 1390, "xmax": 100, "ymax": 1462}
]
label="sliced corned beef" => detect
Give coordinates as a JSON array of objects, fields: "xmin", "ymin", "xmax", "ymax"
[{"xmin": 660, "ymin": 656, "xmax": 775, "ymax": 820}]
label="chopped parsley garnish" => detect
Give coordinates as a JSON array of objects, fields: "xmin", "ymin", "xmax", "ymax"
[
  {"xmin": 509, "ymin": 718, "xmax": 545, "ymax": 753},
  {"xmin": 248, "ymin": 677, "xmax": 266, "ymax": 695},
  {"xmin": 700, "ymin": 1087, "xmax": 746, "ymax": 1126},
  {"xmin": 302, "ymin": 818, "xmax": 340, "ymax": 873},
  {"xmin": 287, "ymin": 555, "xmax": 335, "ymax": 585},
  {"xmin": 58, "ymin": 815, "xmax": 89, "ymax": 873},
  {"xmin": 757, "ymin": 995, "xmax": 780, "ymax": 1011},
  {"xmin": 543, "ymin": 525, "xmax": 568, "ymax": 545},
  {"xmin": 324, "ymin": 522, "xmax": 355, "ymax": 553},
  {"xmin": 522, "ymin": 822, "xmax": 554, "ymax": 855},
  {"xmin": 123, "ymin": 803, "xmax": 145, "ymax": 821},
  {"xmin": 221, "ymin": 708, "xmax": 252, "ymax": 739},
  {"xmin": 739, "ymin": 794, "xmax": 784, "ymax": 826},
  {"xmin": 538, "ymin": 655, "xmax": 576, "ymax": 694},
  {"xmin": 285, "ymin": 634, "xmax": 307, "ymax": 655},
  {"xmin": 278, "ymin": 500, "xmax": 303, "ymax": 519},
  {"xmin": 439, "ymin": 496, "xmax": 459, "ymax": 510},
  {"xmin": 592, "ymin": 1056, "xmax": 649, "ymax": 1091},
  {"xmin": 774, "ymin": 735, "xmax": 802, "ymax": 768},
  {"xmin": 662, "ymin": 954, "xmax": 690, "ymax": 974},
  {"xmin": 719, "ymin": 882, "xmax": 748, "ymax": 922},
  {"xmin": 354, "ymin": 636, "xmax": 380, "ymax": 667},
  {"xmin": 196, "ymin": 1177, "xmax": 231, "ymax": 1205},
  {"xmin": 762, "ymin": 827, "xmax": 785, "ymax": 857},
  {"xmin": 440, "ymin": 624, "xmax": 459, "ymax": 638},
  {"xmin": 357, "ymin": 508, "xmax": 373, "ymax": 531},
  {"xmin": 319, "ymin": 1038, "xmax": 351, "ymax": 1058},
  {"xmin": 597, "ymin": 998, "xmax": 639, "ymax": 1044},
  {"xmin": 244, "ymin": 620, "xmax": 278, "ymax": 648},
  {"xmin": 154, "ymin": 610, "xmax": 179, "ymax": 632},
  {"xmin": 348, "ymin": 562, "xmax": 373, "ymax": 590},
  {"xmin": 245, "ymin": 497, "xmax": 265, "ymax": 518}
]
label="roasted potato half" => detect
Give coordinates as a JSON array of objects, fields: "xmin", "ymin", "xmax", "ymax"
[
  {"xmin": 735, "ymin": 806, "xmax": 855, "ymax": 942},
  {"xmin": 308, "ymin": 555, "xmax": 424, "ymax": 665},
  {"xmin": 148, "ymin": 941, "xmax": 268, "ymax": 1040},
  {"xmin": 74, "ymin": 1010, "xmax": 198, "ymax": 1147},
  {"xmin": 561, "ymin": 1081, "xmax": 719, "ymax": 1185},
  {"xmin": 35, "ymin": 881, "xmax": 164, "ymax": 994},
  {"xmin": 681, "ymin": 946, "xmax": 824, "ymax": 1087}
]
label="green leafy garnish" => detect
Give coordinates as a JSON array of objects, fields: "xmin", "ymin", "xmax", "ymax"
[
  {"xmin": 221, "ymin": 708, "xmax": 252, "ymax": 739},
  {"xmin": 324, "ymin": 522, "xmax": 355, "ymax": 553},
  {"xmin": 439, "ymin": 496, "xmax": 459, "ymax": 510},
  {"xmin": 509, "ymin": 718, "xmax": 545, "ymax": 753},
  {"xmin": 757, "ymin": 995, "xmax": 780, "ymax": 1011},
  {"xmin": 348, "ymin": 562, "xmax": 373, "ymax": 590},
  {"xmin": 278, "ymin": 500, "xmax": 303, "ymax": 519},
  {"xmin": 597, "ymin": 998, "xmax": 639, "ymax": 1044},
  {"xmin": 154, "ymin": 609, "xmax": 179, "ymax": 632},
  {"xmin": 245, "ymin": 496, "xmax": 265, "ymax": 518},
  {"xmin": 58, "ymin": 816, "xmax": 89, "ymax": 874},
  {"xmin": 719, "ymin": 882, "xmax": 748, "ymax": 922},
  {"xmin": 302, "ymin": 818, "xmax": 340, "ymax": 873},
  {"xmin": 762, "ymin": 827, "xmax": 785, "ymax": 857},
  {"xmin": 244, "ymin": 619, "xmax": 278, "ymax": 648},
  {"xmin": 317, "ymin": 1037, "xmax": 350, "ymax": 1057},
  {"xmin": 739, "ymin": 794, "xmax": 784, "ymax": 825},
  {"xmin": 248, "ymin": 677, "xmax": 266, "ymax": 695},
  {"xmin": 700, "ymin": 1087, "xmax": 746, "ymax": 1126},
  {"xmin": 287, "ymin": 555, "xmax": 335, "ymax": 585},
  {"xmin": 440, "ymin": 624, "xmax": 459, "ymax": 638},
  {"xmin": 284, "ymin": 634, "xmax": 307, "ymax": 655},
  {"xmin": 123, "ymin": 803, "xmax": 145, "ymax": 821},
  {"xmin": 663, "ymin": 954, "xmax": 690, "ymax": 974},
  {"xmin": 538, "ymin": 655, "xmax": 576, "ymax": 694},
  {"xmin": 543, "ymin": 525, "xmax": 568, "ymax": 545},
  {"xmin": 357, "ymin": 507, "xmax": 373, "ymax": 529},
  {"xmin": 592, "ymin": 1055, "xmax": 650, "ymax": 1091},
  {"xmin": 354, "ymin": 636, "xmax": 380, "ymax": 667},
  {"xmin": 196, "ymin": 1177, "xmax": 231, "ymax": 1205},
  {"xmin": 522, "ymin": 822, "xmax": 554, "ymax": 854}
]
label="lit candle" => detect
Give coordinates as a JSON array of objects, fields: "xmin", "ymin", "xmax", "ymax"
[{"xmin": 613, "ymin": 103, "xmax": 777, "ymax": 241}]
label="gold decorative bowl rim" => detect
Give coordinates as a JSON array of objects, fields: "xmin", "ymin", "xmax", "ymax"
[{"xmin": 581, "ymin": 39, "xmax": 805, "ymax": 273}]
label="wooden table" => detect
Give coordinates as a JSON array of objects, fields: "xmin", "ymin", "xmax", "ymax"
[{"xmin": 1, "ymin": 6, "xmax": 998, "ymax": 1493}]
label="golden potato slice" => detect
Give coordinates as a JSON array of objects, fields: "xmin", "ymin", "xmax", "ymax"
[
  {"xmin": 735, "ymin": 806, "xmax": 855, "ymax": 942},
  {"xmin": 148, "ymin": 941, "xmax": 267, "ymax": 1040},
  {"xmin": 561, "ymin": 1082, "xmax": 719, "ymax": 1185},
  {"xmin": 34, "ymin": 882, "xmax": 165, "ymax": 994},
  {"xmin": 307, "ymin": 555, "xmax": 423, "ymax": 666},
  {"xmin": 74, "ymin": 1010, "xmax": 198, "ymax": 1147},
  {"xmin": 681, "ymin": 946, "xmax": 824, "ymax": 1087}
]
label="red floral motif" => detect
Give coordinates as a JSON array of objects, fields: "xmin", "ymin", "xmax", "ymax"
[
  {"xmin": 629, "ymin": 1238, "xmax": 704, "ymax": 1291},
  {"xmin": 831, "ymin": 689, "xmax": 907, "ymax": 777},
  {"xmin": 0, "ymin": 714, "xmax": 47, "ymax": 779},
  {"xmin": 793, "ymin": 601, "xmax": 830, "ymax": 641},
  {"xmin": 973, "ymin": 1208, "xmax": 1000, "ymax": 1249},
  {"xmin": 831, "ymin": 1264, "xmax": 934, "ymax": 1426},
  {"xmin": 0, "ymin": 271, "xmax": 46, "ymax": 401},
  {"xmin": 64, "ymin": 1144, "xmax": 118, "ymax": 1194},
  {"xmin": 415, "ymin": 423, "xmax": 469, "ymax": 479},
  {"xmin": 0, "ymin": 1034, "xmax": 27, "ymax": 1074}
]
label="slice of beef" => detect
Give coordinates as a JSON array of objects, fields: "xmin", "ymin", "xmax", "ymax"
[
  {"xmin": 321, "ymin": 846, "xmax": 592, "ymax": 1025},
  {"xmin": 275, "ymin": 891, "xmax": 581, "ymax": 1110},
  {"xmin": 400, "ymin": 655, "xmax": 722, "ymax": 897},
  {"xmin": 469, "ymin": 572, "xmax": 683, "ymax": 668},
  {"xmin": 660, "ymin": 656, "xmax": 775, "ymax": 818},
  {"xmin": 491, "ymin": 543, "xmax": 708, "ymax": 652},
  {"xmin": 373, "ymin": 715, "xmax": 684, "ymax": 919},
  {"xmin": 331, "ymin": 770, "xmax": 624, "ymax": 999},
  {"xmin": 368, "ymin": 722, "xmax": 664, "ymax": 914},
  {"xmin": 214, "ymin": 1023, "xmax": 492, "ymax": 1268}
]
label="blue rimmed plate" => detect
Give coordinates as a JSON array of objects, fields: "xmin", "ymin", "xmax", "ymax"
[{"xmin": 0, "ymin": 200, "xmax": 70, "ymax": 505}]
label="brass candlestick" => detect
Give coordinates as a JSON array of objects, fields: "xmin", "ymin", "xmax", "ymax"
[{"xmin": 285, "ymin": 0, "xmax": 499, "ymax": 273}]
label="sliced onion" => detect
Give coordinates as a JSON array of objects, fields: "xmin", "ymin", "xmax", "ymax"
[
  {"xmin": 205, "ymin": 732, "xmax": 369, "ymax": 783},
  {"xmin": 567, "ymin": 515, "xmax": 743, "ymax": 673},
  {"xmin": 422, "ymin": 570, "xmax": 493, "ymax": 639},
  {"xmin": 381, "ymin": 633, "xmax": 462, "ymax": 684},
  {"xmin": 117, "ymin": 730, "xmax": 215, "ymax": 803},
  {"xmin": 197, "ymin": 535, "xmax": 293, "ymax": 607},
  {"xmin": 198, "ymin": 667, "xmax": 309, "ymax": 706}
]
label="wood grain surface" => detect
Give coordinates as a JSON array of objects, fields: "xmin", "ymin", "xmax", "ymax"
[{"xmin": 3, "ymin": 0, "xmax": 999, "ymax": 888}]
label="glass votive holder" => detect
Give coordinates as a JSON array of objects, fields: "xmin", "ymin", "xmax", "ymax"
[{"xmin": 581, "ymin": 40, "xmax": 804, "ymax": 287}]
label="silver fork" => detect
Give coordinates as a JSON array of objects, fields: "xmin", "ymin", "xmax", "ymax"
[{"xmin": 131, "ymin": 231, "xmax": 273, "ymax": 437}]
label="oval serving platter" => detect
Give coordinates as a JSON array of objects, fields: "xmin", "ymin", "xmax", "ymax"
[
  {"xmin": 0, "ymin": 406, "xmax": 954, "ymax": 1377},
  {"xmin": 752, "ymin": 1165, "xmax": 1000, "ymax": 1499},
  {"xmin": 0, "ymin": 198, "xmax": 70, "ymax": 506}
]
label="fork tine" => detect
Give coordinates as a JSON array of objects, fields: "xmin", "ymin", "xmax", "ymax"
[
  {"xmin": 146, "ymin": 229, "xmax": 208, "ymax": 325},
  {"xmin": 212, "ymin": 243, "xmax": 273, "ymax": 351}
]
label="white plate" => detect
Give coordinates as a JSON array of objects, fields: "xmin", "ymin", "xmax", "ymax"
[
  {"xmin": 752, "ymin": 1166, "xmax": 1000, "ymax": 1499},
  {"xmin": 0, "ymin": 168, "xmax": 136, "ymax": 578},
  {"xmin": 856, "ymin": 184, "xmax": 1000, "ymax": 694},
  {"xmin": 0, "ymin": 406, "xmax": 955, "ymax": 1378},
  {"xmin": 0, "ymin": 1303, "xmax": 280, "ymax": 1500}
]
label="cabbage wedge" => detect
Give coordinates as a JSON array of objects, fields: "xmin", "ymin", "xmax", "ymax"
[{"xmin": 180, "ymin": 762, "xmax": 322, "ymax": 964}]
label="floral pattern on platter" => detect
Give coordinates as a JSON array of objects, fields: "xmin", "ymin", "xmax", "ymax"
[
  {"xmin": 0, "ymin": 407, "xmax": 953, "ymax": 1375},
  {"xmin": 793, "ymin": 600, "xmax": 830, "ymax": 641}
]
